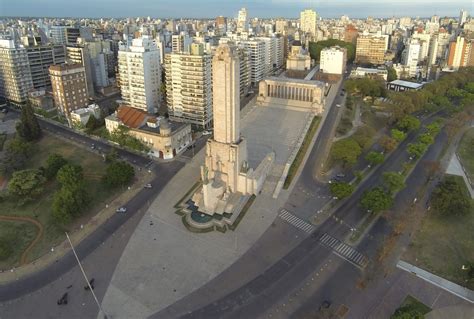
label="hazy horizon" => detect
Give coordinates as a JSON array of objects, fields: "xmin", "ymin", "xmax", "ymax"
[{"xmin": 0, "ymin": 0, "xmax": 472, "ymax": 19}]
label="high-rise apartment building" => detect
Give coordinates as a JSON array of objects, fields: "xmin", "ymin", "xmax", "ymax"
[
  {"xmin": 300, "ymin": 9, "xmax": 318, "ymax": 38},
  {"xmin": 275, "ymin": 19, "xmax": 289, "ymax": 34},
  {"xmin": 118, "ymin": 37, "xmax": 161, "ymax": 114},
  {"xmin": 216, "ymin": 16, "xmax": 227, "ymax": 35},
  {"xmin": 49, "ymin": 63, "xmax": 89, "ymax": 118},
  {"xmin": 355, "ymin": 34, "xmax": 386, "ymax": 65},
  {"xmin": 172, "ymin": 32, "xmax": 192, "ymax": 53},
  {"xmin": 240, "ymin": 39, "xmax": 265, "ymax": 85},
  {"xmin": 165, "ymin": 43, "xmax": 212, "ymax": 128},
  {"xmin": 0, "ymin": 39, "xmax": 33, "ymax": 106},
  {"xmin": 50, "ymin": 26, "xmax": 67, "ymax": 45},
  {"xmin": 459, "ymin": 9, "xmax": 468, "ymax": 26},
  {"xmin": 447, "ymin": 35, "xmax": 474, "ymax": 69},
  {"xmin": 26, "ymin": 44, "xmax": 66, "ymax": 89},
  {"xmin": 237, "ymin": 8, "xmax": 249, "ymax": 33},
  {"xmin": 66, "ymin": 44, "xmax": 94, "ymax": 97},
  {"xmin": 402, "ymin": 39, "xmax": 421, "ymax": 77}
]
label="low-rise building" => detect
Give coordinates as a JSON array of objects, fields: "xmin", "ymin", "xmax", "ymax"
[
  {"xmin": 387, "ymin": 80, "xmax": 424, "ymax": 92},
  {"xmin": 28, "ymin": 89, "xmax": 54, "ymax": 110},
  {"xmin": 350, "ymin": 67, "xmax": 388, "ymax": 81},
  {"xmin": 105, "ymin": 105, "xmax": 192, "ymax": 160},
  {"xmin": 70, "ymin": 103, "xmax": 101, "ymax": 126}
]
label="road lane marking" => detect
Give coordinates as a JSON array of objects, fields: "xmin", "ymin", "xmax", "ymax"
[
  {"xmin": 318, "ymin": 233, "xmax": 369, "ymax": 268},
  {"xmin": 278, "ymin": 209, "xmax": 315, "ymax": 234}
]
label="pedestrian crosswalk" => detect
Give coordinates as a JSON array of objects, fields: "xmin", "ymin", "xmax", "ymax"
[
  {"xmin": 279, "ymin": 209, "xmax": 315, "ymax": 233},
  {"xmin": 318, "ymin": 233, "xmax": 369, "ymax": 268}
]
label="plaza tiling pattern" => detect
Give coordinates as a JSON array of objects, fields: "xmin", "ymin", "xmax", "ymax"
[
  {"xmin": 318, "ymin": 233, "xmax": 369, "ymax": 269},
  {"xmin": 278, "ymin": 209, "xmax": 315, "ymax": 233}
]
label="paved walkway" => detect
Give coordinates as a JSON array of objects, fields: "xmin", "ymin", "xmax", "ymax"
[
  {"xmin": 446, "ymin": 154, "xmax": 474, "ymax": 198},
  {"xmin": 397, "ymin": 260, "xmax": 474, "ymax": 303},
  {"xmin": 334, "ymin": 102, "xmax": 362, "ymax": 142},
  {"xmin": 303, "ymin": 65, "xmax": 320, "ymax": 80}
]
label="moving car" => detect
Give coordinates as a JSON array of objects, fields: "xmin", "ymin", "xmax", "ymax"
[
  {"xmin": 116, "ymin": 207, "xmax": 127, "ymax": 213},
  {"xmin": 202, "ymin": 131, "xmax": 212, "ymax": 136},
  {"xmin": 144, "ymin": 183, "xmax": 152, "ymax": 189}
]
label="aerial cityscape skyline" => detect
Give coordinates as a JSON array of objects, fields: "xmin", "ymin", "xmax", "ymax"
[
  {"xmin": 2, "ymin": 0, "xmax": 473, "ymax": 18},
  {"xmin": 0, "ymin": 3, "xmax": 473, "ymax": 319}
]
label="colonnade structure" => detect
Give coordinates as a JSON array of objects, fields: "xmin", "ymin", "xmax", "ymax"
[{"xmin": 257, "ymin": 77, "xmax": 326, "ymax": 114}]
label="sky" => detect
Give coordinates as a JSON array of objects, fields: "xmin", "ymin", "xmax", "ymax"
[{"xmin": 1, "ymin": 0, "xmax": 472, "ymax": 19}]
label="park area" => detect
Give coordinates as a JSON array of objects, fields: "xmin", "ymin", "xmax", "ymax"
[
  {"xmin": 0, "ymin": 132, "xmax": 117, "ymax": 270},
  {"xmin": 403, "ymin": 175, "xmax": 474, "ymax": 290}
]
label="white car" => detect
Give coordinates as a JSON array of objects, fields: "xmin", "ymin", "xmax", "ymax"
[
  {"xmin": 116, "ymin": 207, "xmax": 127, "ymax": 214},
  {"xmin": 336, "ymin": 104, "xmax": 341, "ymax": 108},
  {"xmin": 144, "ymin": 183, "xmax": 152, "ymax": 189},
  {"xmin": 202, "ymin": 131, "xmax": 212, "ymax": 136}
]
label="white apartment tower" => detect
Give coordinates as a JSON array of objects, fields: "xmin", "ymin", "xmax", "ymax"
[
  {"xmin": 240, "ymin": 40, "xmax": 265, "ymax": 85},
  {"xmin": 237, "ymin": 8, "xmax": 249, "ymax": 33},
  {"xmin": 165, "ymin": 43, "xmax": 212, "ymax": 128},
  {"xmin": 402, "ymin": 39, "xmax": 421, "ymax": 77},
  {"xmin": 118, "ymin": 37, "xmax": 161, "ymax": 114},
  {"xmin": 300, "ymin": 9, "xmax": 318, "ymax": 38},
  {"xmin": 0, "ymin": 39, "xmax": 34, "ymax": 106},
  {"xmin": 320, "ymin": 46, "xmax": 347, "ymax": 75},
  {"xmin": 459, "ymin": 9, "xmax": 468, "ymax": 26}
]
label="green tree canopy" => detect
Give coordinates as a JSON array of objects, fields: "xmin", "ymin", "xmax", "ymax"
[
  {"xmin": 418, "ymin": 133, "xmax": 434, "ymax": 146},
  {"xmin": 329, "ymin": 182, "xmax": 354, "ymax": 199},
  {"xmin": 1, "ymin": 137, "xmax": 32, "ymax": 173},
  {"xmin": 382, "ymin": 172, "xmax": 406, "ymax": 194},
  {"xmin": 391, "ymin": 306, "xmax": 423, "ymax": 319},
  {"xmin": 365, "ymin": 151, "xmax": 385, "ymax": 166},
  {"xmin": 45, "ymin": 154, "xmax": 68, "ymax": 180},
  {"xmin": 353, "ymin": 125, "xmax": 376, "ymax": 149},
  {"xmin": 7, "ymin": 169, "xmax": 46, "ymax": 201},
  {"xmin": 57, "ymin": 164, "xmax": 84, "ymax": 188},
  {"xmin": 391, "ymin": 129, "xmax": 407, "ymax": 142},
  {"xmin": 387, "ymin": 67, "xmax": 397, "ymax": 82},
  {"xmin": 103, "ymin": 160, "xmax": 135, "ymax": 188},
  {"xmin": 52, "ymin": 185, "xmax": 89, "ymax": 225},
  {"xmin": 331, "ymin": 138, "xmax": 362, "ymax": 166},
  {"xmin": 407, "ymin": 142, "xmax": 428, "ymax": 158},
  {"xmin": 16, "ymin": 103, "xmax": 41, "ymax": 141},
  {"xmin": 360, "ymin": 187, "xmax": 393, "ymax": 213},
  {"xmin": 397, "ymin": 115, "xmax": 421, "ymax": 132},
  {"xmin": 431, "ymin": 176, "xmax": 472, "ymax": 217},
  {"xmin": 426, "ymin": 122, "xmax": 441, "ymax": 136},
  {"xmin": 308, "ymin": 39, "xmax": 355, "ymax": 62}
]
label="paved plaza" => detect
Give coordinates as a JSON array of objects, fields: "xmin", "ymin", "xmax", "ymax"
[{"xmin": 100, "ymin": 102, "xmax": 312, "ymax": 318}]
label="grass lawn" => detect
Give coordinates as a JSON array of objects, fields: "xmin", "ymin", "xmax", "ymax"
[
  {"xmin": 0, "ymin": 133, "xmax": 6, "ymax": 151},
  {"xmin": 283, "ymin": 116, "xmax": 321, "ymax": 189},
  {"xmin": 0, "ymin": 221, "xmax": 38, "ymax": 269},
  {"xmin": 403, "ymin": 175, "xmax": 474, "ymax": 289},
  {"xmin": 391, "ymin": 295, "xmax": 431, "ymax": 318},
  {"xmin": 0, "ymin": 133, "xmax": 117, "ymax": 267},
  {"xmin": 458, "ymin": 127, "xmax": 474, "ymax": 182}
]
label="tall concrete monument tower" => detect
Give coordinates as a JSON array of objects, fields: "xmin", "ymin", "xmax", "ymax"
[{"xmin": 193, "ymin": 43, "xmax": 274, "ymax": 216}]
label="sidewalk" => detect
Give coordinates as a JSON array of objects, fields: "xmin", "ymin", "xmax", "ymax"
[{"xmin": 397, "ymin": 260, "xmax": 474, "ymax": 303}]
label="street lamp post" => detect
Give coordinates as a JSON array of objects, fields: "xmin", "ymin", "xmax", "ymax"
[{"xmin": 65, "ymin": 232, "xmax": 108, "ymax": 319}]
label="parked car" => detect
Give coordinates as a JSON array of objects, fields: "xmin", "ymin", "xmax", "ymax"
[
  {"xmin": 202, "ymin": 131, "xmax": 212, "ymax": 136},
  {"xmin": 57, "ymin": 292, "xmax": 68, "ymax": 305},
  {"xmin": 336, "ymin": 104, "xmax": 341, "ymax": 108},
  {"xmin": 116, "ymin": 207, "xmax": 127, "ymax": 213},
  {"xmin": 144, "ymin": 183, "xmax": 152, "ymax": 189}
]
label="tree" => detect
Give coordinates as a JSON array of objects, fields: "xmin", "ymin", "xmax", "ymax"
[
  {"xmin": 1, "ymin": 137, "xmax": 32, "ymax": 172},
  {"xmin": 391, "ymin": 129, "xmax": 407, "ymax": 142},
  {"xmin": 44, "ymin": 154, "xmax": 68, "ymax": 179},
  {"xmin": 308, "ymin": 40, "xmax": 355, "ymax": 62},
  {"xmin": 387, "ymin": 67, "xmax": 397, "ymax": 82},
  {"xmin": 105, "ymin": 148, "xmax": 119, "ymax": 163},
  {"xmin": 381, "ymin": 136, "xmax": 397, "ymax": 152},
  {"xmin": 360, "ymin": 187, "xmax": 393, "ymax": 213},
  {"xmin": 426, "ymin": 122, "xmax": 441, "ymax": 136},
  {"xmin": 407, "ymin": 142, "xmax": 427, "ymax": 158},
  {"xmin": 397, "ymin": 115, "xmax": 420, "ymax": 132},
  {"xmin": 418, "ymin": 133, "xmax": 434, "ymax": 146},
  {"xmin": 329, "ymin": 182, "xmax": 354, "ymax": 199},
  {"xmin": 7, "ymin": 169, "xmax": 46, "ymax": 202},
  {"xmin": 431, "ymin": 176, "xmax": 472, "ymax": 217},
  {"xmin": 353, "ymin": 125, "xmax": 376, "ymax": 149},
  {"xmin": 331, "ymin": 138, "xmax": 362, "ymax": 166},
  {"xmin": 365, "ymin": 151, "xmax": 385, "ymax": 165},
  {"xmin": 103, "ymin": 160, "xmax": 135, "ymax": 188},
  {"xmin": 382, "ymin": 172, "xmax": 406, "ymax": 194},
  {"xmin": 57, "ymin": 164, "xmax": 84, "ymax": 188},
  {"xmin": 0, "ymin": 238, "xmax": 13, "ymax": 261},
  {"xmin": 52, "ymin": 185, "xmax": 89, "ymax": 225},
  {"xmin": 16, "ymin": 103, "xmax": 41, "ymax": 141}
]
